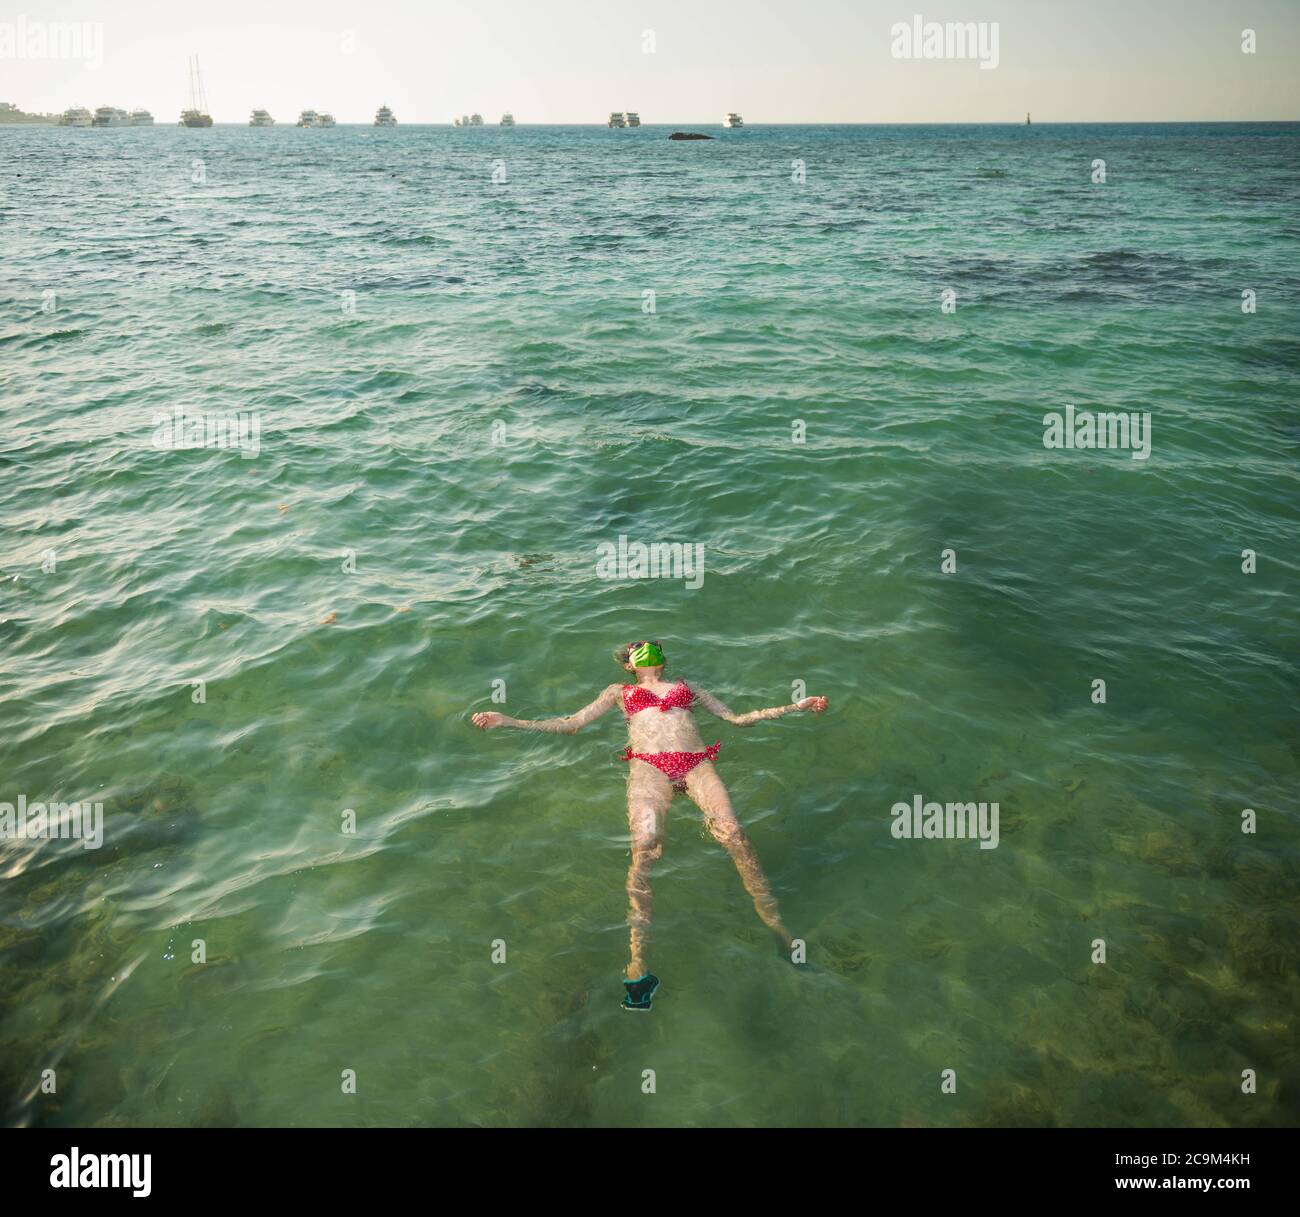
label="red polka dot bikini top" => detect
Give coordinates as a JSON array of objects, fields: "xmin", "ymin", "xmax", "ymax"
[{"xmin": 622, "ymin": 681, "xmax": 696, "ymax": 716}]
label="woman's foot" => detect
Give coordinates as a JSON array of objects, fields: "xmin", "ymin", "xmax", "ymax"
[{"xmin": 621, "ymin": 973, "xmax": 661, "ymax": 1012}]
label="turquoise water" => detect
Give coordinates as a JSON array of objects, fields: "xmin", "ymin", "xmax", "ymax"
[{"xmin": 1, "ymin": 123, "xmax": 1297, "ymax": 1127}]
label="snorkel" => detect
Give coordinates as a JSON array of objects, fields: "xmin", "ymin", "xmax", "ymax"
[{"xmin": 628, "ymin": 640, "xmax": 665, "ymax": 669}]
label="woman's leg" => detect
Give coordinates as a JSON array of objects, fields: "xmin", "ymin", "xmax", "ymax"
[
  {"xmin": 684, "ymin": 760, "xmax": 794, "ymax": 950},
  {"xmin": 625, "ymin": 761, "xmax": 673, "ymax": 980}
]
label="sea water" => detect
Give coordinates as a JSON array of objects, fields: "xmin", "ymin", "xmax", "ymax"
[{"xmin": 1, "ymin": 122, "xmax": 1297, "ymax": 1126}]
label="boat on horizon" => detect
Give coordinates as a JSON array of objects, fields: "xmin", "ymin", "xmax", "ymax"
[
  {"xmin": 375, "ymin": 105, "xmax": 396, "ymax": 126},
  {"xmin": 93, "ymin": 106, "xmax": 132, "ymax": 127},
  {"xmin": 500, "ymin": 112, "xmax": 515, "ymax": 126},
  {"xmin": 250, "ymin": 109, "xmax": 275, "ymax": 126},
  {"xmin": 625, "ymin": 111, "xmax": 641, "ymax": 127},
  {"xmin": 608, "ymin": 111, "xmax": 626, "ymax": 128},
  {"xmin": 723, "ymin": 112, "xmax": 743, "ymax": 128},
  {"xmin": 58, "ymin": 106, "xmax": 93, "ymax": 127},
  {"xmin": 130, "ymin": 108, "xmax": 154, "ymax": 125},
  {"xmin": 179, "ymin": 56, "xmax": 212, "ymax": 126}
]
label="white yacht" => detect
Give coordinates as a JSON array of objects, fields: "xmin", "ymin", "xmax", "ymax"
[
  {"xmin": 455, "ymin": 114, "xmax": 470, "ymax": 127},
  {"xmin": 607, "ymin": 111, "xmax": 626, "ymax": 128},
  {"xmin": 179, "ymin": 55, "xmax": 213, "ymax": 126},
  {"xmin": 93, "ymin": 106, "xmax": 132, "ymax": 127},
  {"xmin": 297, "ymin": 110, "xmax": 319, "ymax": 127},
  {"xmin": 58, "ymin": 106, "xmax": 93, "ymax": 127},
  {"xmin": 318, "ymin": 112, "xmax": 336, "ymax": 127},
  {"xmin": 130, "ymin": 109, "xmax": 154, "ymax": 125},
  {"xmin": 469, "ymin": 113, "xmax": 483, "ymax": 125},
  {"xmin": 625, "ymin": 111, "xmax": 641, "ymax": 127},
  {"xmin": 374, "ymin": 105, "xmax": 396, "ymax": 126},
  {"xmin": 723, "ymin": 112, "xmax": 743, "ymax": 128},
  {"xmin": 500, "ymin": 113, "xmax": 515, "ymax": 126},
  {"xmin": 249, "ymin": 109, "xmax": 275, "ymax": 127}
]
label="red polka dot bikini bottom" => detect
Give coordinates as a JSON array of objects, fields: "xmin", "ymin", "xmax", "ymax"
[{"xmin": 621, "ymin": 741, "xmax": 721, "ymax": 784}]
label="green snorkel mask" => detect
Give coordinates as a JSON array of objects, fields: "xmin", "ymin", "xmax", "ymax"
[{"xmin": 628, "ymin": 640, "xmax": 665, "ymax": 668}]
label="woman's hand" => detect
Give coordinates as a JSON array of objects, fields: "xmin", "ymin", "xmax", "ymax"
[
  {"xmin": 797, "ymin": 696, "xmax": 828, "ymax": 714},
  {"xmin": 472, "ymin": 711, "xmax": 506, "ymax": 730}
]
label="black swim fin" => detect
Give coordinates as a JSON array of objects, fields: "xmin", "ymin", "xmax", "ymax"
[{"xmin": 621, "ymin": 973, "xmax": 661, "ymax": 1012}]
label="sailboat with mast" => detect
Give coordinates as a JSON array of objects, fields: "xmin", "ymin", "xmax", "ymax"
[{"xmin": 179, "ymin": 56, "xmax": 213, "ymax": 127}]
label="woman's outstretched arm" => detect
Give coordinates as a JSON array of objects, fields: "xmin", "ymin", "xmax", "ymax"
[
  {"xmin": 694, "ymin": 688, "xmax": 828, "ymax": 727},
  {"xmin": 472, "ymin": 684, "xmax": 623, "ymax": 735}
]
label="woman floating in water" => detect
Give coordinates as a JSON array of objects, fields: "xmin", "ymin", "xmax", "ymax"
[{"xmin": 472, "ymin": 640, "xmax": 828, "ymax": 1011}]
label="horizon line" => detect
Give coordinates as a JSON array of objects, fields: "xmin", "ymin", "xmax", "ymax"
[{"xmin": 8, "ymin": 118, "xmax": 1299, "ymax": 127}]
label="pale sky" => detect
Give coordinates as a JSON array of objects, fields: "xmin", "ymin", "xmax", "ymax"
[{"xmin": 2, "ymin": 0, "xmax": 1297, "ymax": 123}]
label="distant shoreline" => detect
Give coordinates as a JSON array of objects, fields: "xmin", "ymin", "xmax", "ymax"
[{"xmin": 4, "ymin": 119, "xmax": 1297, "ymax": 128}]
